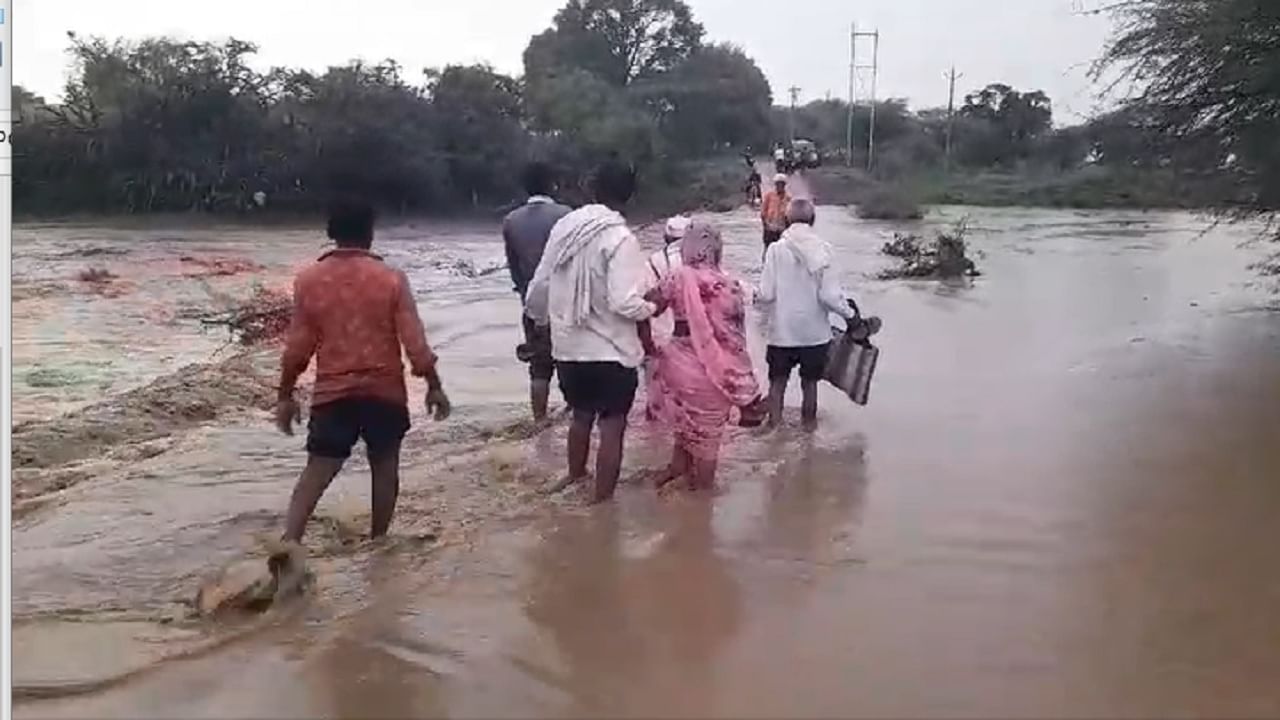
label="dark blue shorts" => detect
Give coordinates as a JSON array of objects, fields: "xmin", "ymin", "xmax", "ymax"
[
  {"xmin": 306, "ymin": 397, "xmax": 410, "ymax": 460},
  {"xmin": 558, "ymin": 361, "xmax": 638, "ymax": 418},
  {"xmin": 767, "ymin": 344, "xmax": 830, "ymax": 382}
]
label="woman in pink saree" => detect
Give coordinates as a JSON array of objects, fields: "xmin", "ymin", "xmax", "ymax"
[{"xmin": 647, "ymin": 222, "xmax": 763, "ymax": 490}]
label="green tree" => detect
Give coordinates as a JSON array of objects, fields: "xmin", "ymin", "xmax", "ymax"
[
  {"xmin": 959, "ymin": 83, "xmax": 1053, "ymax": 165},
  {"xmin": 426, "ymin": 64, "xmax": 527, "ymax": 206},
  {"xmin": 277, "ymin": 61, "xmax": 443, "ymax": 212},
  {"xmin": 1093, "ymin": 0, "xmax": 1280, "ymax": 215},
  {"xmin": 526, "ymin": 0, "xmax": 705, "ymax": 88},
  {"xmin": 636, "ymin": 43, "xmax": 772, "ymax": 154}
]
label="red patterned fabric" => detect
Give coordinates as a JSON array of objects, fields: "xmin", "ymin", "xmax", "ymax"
[{"xmin": 280, "ymin": 248, "xmax": 436, "ymax": 407}]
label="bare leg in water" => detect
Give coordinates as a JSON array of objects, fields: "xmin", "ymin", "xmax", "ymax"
[
  {"xmin": 546, "ymin": 408, "xmax": 594, "ymax": 494},
  {"xmin": 369, "ymin": 444, "xmax": 401, "ymax": 539},
  {"xmin": 801, "ymin": 379, "xmax": 819, "ymax": 431},
  {"xmin": 767, "ymin": 377, "xmax": 788, "ymax": 428},
  {"xmin": 530, "ymin": 378, "xmax": 551, "ymax": 422},
  {"xmin": 593, "ymin": 414, "xmax": 628, "ymax": 504},
  {"xmin": 690, "ymin": 456, "xmax": 718, "ymax": 491},
  {"xmin": 283, "ymin": 456, "xmax": 345, "ymax": 542},
  {"xmin": 657, "ymin": 443, "xmax": 692, "ymax": 489}
]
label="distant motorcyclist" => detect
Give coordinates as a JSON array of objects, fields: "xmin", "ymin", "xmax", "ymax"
[{"xmin": 743, "ymin": 148, "xmax": 762, "ymax": 206}]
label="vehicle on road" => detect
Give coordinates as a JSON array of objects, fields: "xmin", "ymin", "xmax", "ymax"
[
  {"xmin": 791, "ymin": 139, "xmax": 821, "ymax": 170},
  {"xmin": 772, "ymin": 139, "xmax": 823, "ymax": 174}
]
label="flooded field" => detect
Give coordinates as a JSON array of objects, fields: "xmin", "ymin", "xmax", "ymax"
[{"xmin": 12, "ymin": 202, "xmax": 1280, "ymax": 718}]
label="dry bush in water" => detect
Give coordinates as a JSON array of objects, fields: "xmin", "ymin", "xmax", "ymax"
[{"xmin": 879, "ymin": 220, "xmax": 979, "ymax": 280}]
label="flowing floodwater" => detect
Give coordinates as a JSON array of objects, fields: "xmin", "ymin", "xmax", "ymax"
[{"xmin": 11, "ymin": 200, "xmax": 1280, "ymax": 718}]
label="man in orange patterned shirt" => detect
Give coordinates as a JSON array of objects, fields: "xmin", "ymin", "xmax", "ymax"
[
  {"xmin": 275, "ymin": 198, "xmax": 451, "ymax": 546},
  {"xmin": 760, "ymin": 173, "xmax": 792, "ymax": 251}
]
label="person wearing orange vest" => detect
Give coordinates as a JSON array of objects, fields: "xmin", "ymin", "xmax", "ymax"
[{"xmin": 760, "ymin": 173, "xmax": 792, "ymax": 252}]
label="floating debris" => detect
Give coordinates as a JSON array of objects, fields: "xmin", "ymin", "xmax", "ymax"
[
  {"xmin": 878, "ymin": 221, "xmax": 981, "ymax": 280},
  {"xmin": 178, "ymin": 255, "xmax": 265, "ymax": 278},
  {"xmin": 77, "ymin": 267, "xmax": 117, "ymax": 284},
  {"xmin": 199, "ymin": 286, "xmax": 292, "ymax": 346}
]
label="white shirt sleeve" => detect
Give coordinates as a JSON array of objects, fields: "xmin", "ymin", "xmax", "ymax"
[
  {"xmin": 606, "ymin": 230, "xmax": 657, "ymax": 321},
  {"xmin": 818, "ymin": 267, "xmax": 857, "ymax": 320}
]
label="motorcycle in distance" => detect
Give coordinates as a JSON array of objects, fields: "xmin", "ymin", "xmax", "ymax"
[
  {"xmin": 744, "ymin": 171, "xmax": 762, "ymax": 207},
  {"xmin": 742, "ymin": 149, "xmax": 762, "ymax": 207}
]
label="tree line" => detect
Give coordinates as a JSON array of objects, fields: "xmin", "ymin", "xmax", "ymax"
[
  {"xmin": 13, "ymin": 0, "xmax": 1279, "ymax": 221},
  {"xmin": 14, "ymin": 0, "xmax": 772, "ymax": 215}
]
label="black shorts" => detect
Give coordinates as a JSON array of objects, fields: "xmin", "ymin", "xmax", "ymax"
[
  {"xmin": 558, "ymin": 361, "xmax": 638, "ymax": 418},
  {"xmin": 306, "ymin": 397, "xmax": 410, "ymax": 460},
  {"xmin": 767, "ymin": 344, "xmax": 830, "ymax": 382},
  {"xmin": 763, "ymin": 228, "xmax": 783, "ymax": 247},
  {"xmin": 521, "ymin": 316, "xmax": 555, "ymax": 382}
]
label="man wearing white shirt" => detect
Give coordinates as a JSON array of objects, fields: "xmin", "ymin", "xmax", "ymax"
[
  {"xmin": 646, "ymin": 215, "xmax": 690, "ymax": 288},
  {"xmin": 525, "ymin": 160, "xmax": 657, "ymax": 502},
  {"xmin": 755, "ymin": 198, "xmax": 858, "ymax": 430}
]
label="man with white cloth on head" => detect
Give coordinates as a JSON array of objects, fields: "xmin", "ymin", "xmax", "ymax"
[
  {"xmin": 755, "ymin": 197, "xmax": 858, "ymax": 431},
  {"xmin": 646, "ymin": 215, "xmax": 692, "ymax": 288},
  {"xmin": 525, "ymin": 159, "xmax": 657, "ymax": 503}
]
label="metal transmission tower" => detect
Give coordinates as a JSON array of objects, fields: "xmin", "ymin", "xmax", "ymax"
[
  {"xmin": 787, "ymin": 86, "xmax": 801, "ymax": 141},
  {"xmin": 846, "ymin": 24, "xmax": 881, "ymax": 170},
  {"xmin": 944, "ymin": 65, "xmax": 964, "ymax": 173}
]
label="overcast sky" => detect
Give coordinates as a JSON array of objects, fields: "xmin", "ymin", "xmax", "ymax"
[{"xmin": 15, "ymin": 0, "xmax": 1117, "ymax": 122}]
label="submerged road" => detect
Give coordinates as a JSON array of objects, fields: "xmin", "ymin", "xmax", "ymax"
[{"xmin": 12, "ymin": 201, "xmax": 1280, "ymax": 718}]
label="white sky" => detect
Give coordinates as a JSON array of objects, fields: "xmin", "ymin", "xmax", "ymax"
[{"xmin": 15, "ymin": 0, "xmax": 1116, "ymax": 121}]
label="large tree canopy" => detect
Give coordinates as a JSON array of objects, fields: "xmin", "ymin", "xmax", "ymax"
[
  {"xmin": 959, "ymin": 83, "xmax": 1053, "ymax": 164},
  {"xmin": 14, "ymin": 0, "xmax": 769, "ymax": 216},
  {"xmin": 1094, "ymin": 0, "xmax": 1280, "ymax": 214},
  {"xmin": 637, "ymin": 44, "xmax": 773, "ymax": 154},
  {"xmin": 526, "ymin": 0, "xmax": 705, "ymax": 87}
]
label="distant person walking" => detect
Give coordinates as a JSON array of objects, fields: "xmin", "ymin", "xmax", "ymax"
[
  {"xmin": 503, "ymin": 162, "xmax": 571, "ymax": 421},
  {"xmin": 760, "ymin": 174, "xmax": 792, "ymax": 252},
  {"xmin": 275, "ymin": 198, "xmax": 452, "ymax": 548},
  {"xmin": 525, "ymin": 160, "xmax": 657, "ymax": 503},
  {"xmin": 755, "ymin": 198, "xmax": 857, "ymax": 430}
]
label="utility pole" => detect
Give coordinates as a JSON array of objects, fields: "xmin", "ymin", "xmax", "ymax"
[
  {"xmin": 846, "ymin": 24, "xmax": 881, "ymax": 170},
  {"xmin": 787, "ymin": 86, "xmax": 801, "ymax": 142},
  {"xmin": 867, "ymin": 29, "xmax": 880, "ymax": 172},
  {"xmin": 846, "ymin": 24, "xmax": 855, "ymax": 167},
  {"xmin": 944, "ymin": 65, "xmax": 963, "ymax": 173}
]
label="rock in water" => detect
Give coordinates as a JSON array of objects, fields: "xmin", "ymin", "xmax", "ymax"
[{"xmin": 194, "ymin": 540, "xmax": 309, "ymax": 617}]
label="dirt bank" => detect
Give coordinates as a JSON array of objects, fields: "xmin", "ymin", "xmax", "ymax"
[{"xmin": 12, "ymin": 353, "xmax": 279, "ymax": 501}]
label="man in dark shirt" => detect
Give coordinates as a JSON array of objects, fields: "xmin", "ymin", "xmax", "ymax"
[{"xmin": 503, "ymin": 162, "xmax": 571, "ymax": 420}]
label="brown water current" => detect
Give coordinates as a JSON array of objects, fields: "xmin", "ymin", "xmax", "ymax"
[{"xmin": 11, "ymin": 202, "xmax": 1280, "ymax": 718}]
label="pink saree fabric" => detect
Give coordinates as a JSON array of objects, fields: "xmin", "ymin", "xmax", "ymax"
[{"xmin": 646, "ymin": 223, "xmax": 760, "ymax": 460}]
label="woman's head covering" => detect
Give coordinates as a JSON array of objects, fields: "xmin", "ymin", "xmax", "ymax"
[
  {"xmin": 664, "ymin": 215, "xmax": 691, "ymax": 242},
  {"xmin": 679, "ymin": 221, "xmax": 724, "ymax": 268}
]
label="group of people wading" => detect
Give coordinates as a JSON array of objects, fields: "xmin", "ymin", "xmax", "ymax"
[{"xmin": 270, "ymin": 157, "xmax": 867, "ymax": 552}]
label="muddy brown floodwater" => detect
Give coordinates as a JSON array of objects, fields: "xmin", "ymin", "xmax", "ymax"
[{"xmin": 11, "ymin": 202, "xmax": 1280, "ymax": 719}]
